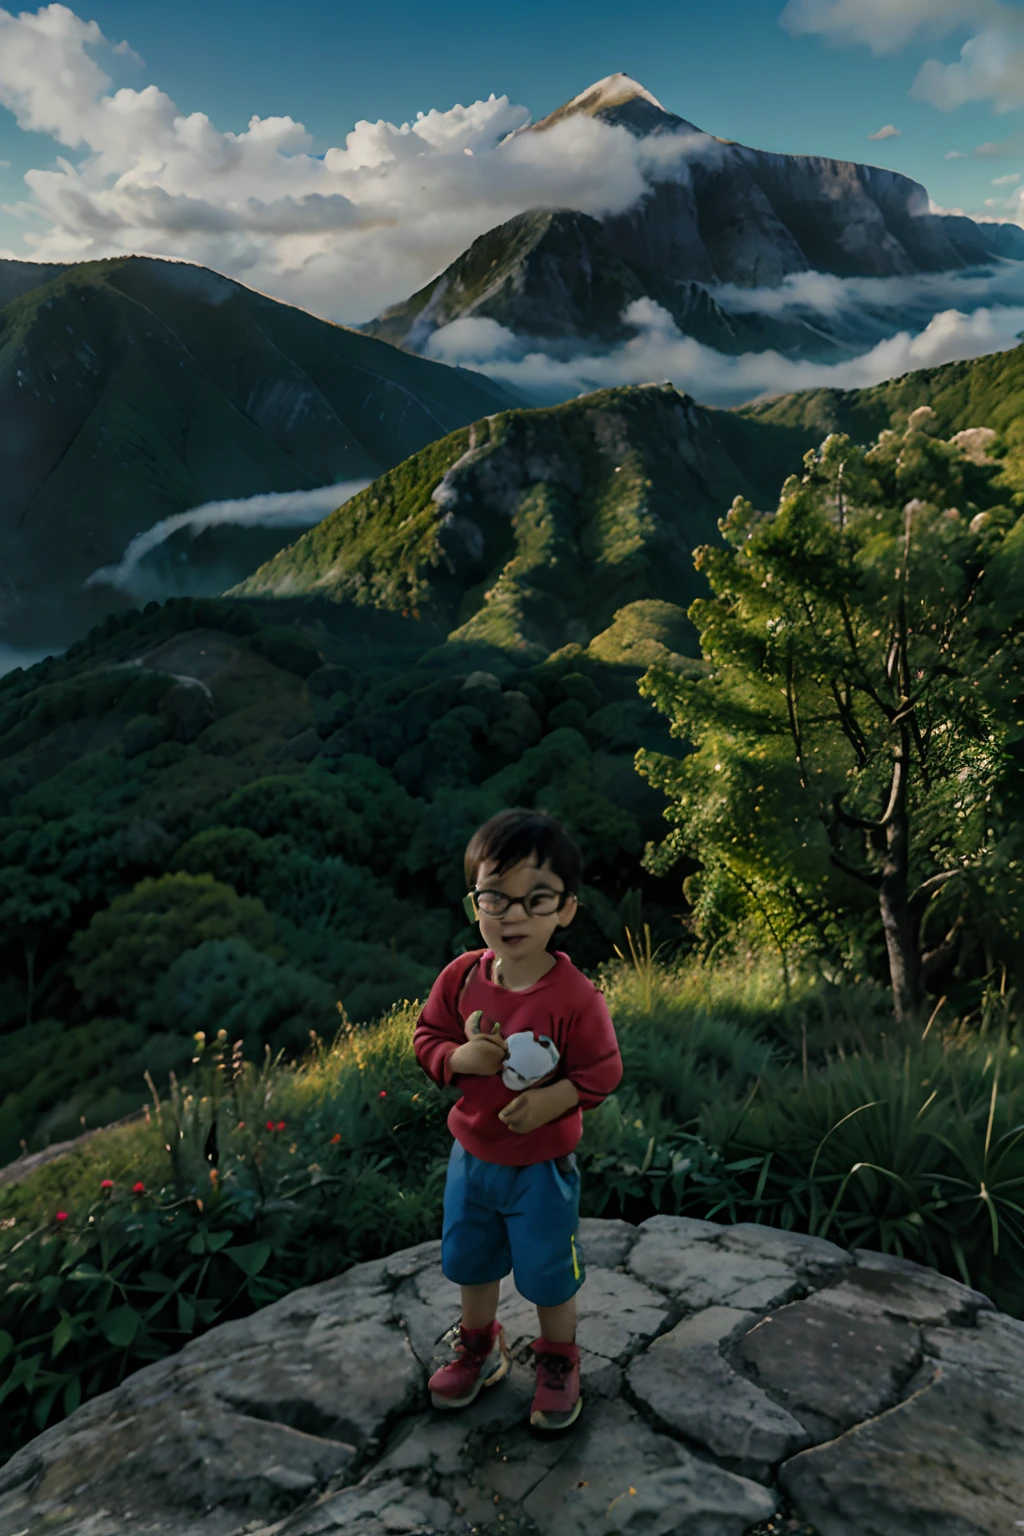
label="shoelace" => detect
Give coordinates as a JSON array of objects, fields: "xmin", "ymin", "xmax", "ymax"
[
  {"xmin": 450, "ymin": 1330, "xmax": 493, "ymax": 1365},
  {"xmin": 535, "ymin": 1352, "xmax": 573, "ymax": 1393}
]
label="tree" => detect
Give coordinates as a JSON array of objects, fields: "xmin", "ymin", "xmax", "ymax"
[
  {"xmin": 69, "ymin": 873, "xmax": 276, "ymax": 1014},
  {"xmin": 0, "ymin": 868, "xmax": 78, "ymax": 1026},
  {"xmin": 638, "ymin": 416, "xmax": 1024, "ymax": 1023},
  {"xmin": 140, "ymin": 939, "xmax": 337, "ymax": 1057}
]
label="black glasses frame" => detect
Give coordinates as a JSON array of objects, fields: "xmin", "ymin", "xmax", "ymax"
[{"xmin": 462, "ymin": 887, "xmax": 572, "ymax": 921}]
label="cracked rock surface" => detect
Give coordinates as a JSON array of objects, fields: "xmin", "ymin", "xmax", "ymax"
[{"xmin": 1, "ymin": 1216, "xmax": 1020, "ymax": 1536}]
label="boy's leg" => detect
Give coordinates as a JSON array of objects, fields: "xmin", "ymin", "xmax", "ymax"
[
  {"xmin": 462, "ymin": 1279, "xmax": 501, "ymax": 1329},
  {"xmin": 503, "ymin": 1156, "xmax": 585, "ymax": 1436},
  {"xmin": 430, "ymin": 1147, "xmax": 513, "ymax": 1411},
  {"xmin": 536, "ymin": 1294, "xmax": 576, "ymax": 1344}
]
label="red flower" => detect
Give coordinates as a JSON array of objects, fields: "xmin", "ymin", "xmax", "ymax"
[
  {"xmin": 378, "ymin": 1090, "xmax": 387, "ymax": 1099},
  {"xmin": 329, "ymin": 1132, "xmax": 342, "ymax": 1144},
  {"xmin": 132, "ymin": 1181, "xmax": 146, "ymax": 1195},
  {"xmin": 275, "ymin": 1120, "xmax": 286, "ymax": 1132},
  {"xmin": 100, "ymin": 1179, "xmax": 114, "ymax": 1191},
  {"xmin": 55, "ymin": 1211, "xmax": 69, "ymax": 1223},
  {"xmin": 266, "ymin": 1120, "xmax": 275, "ymax": 1131}
]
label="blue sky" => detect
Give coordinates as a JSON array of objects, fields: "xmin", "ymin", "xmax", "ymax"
[
  {"xmin": 0, "ymin": 0, "xmax": 1022, "ymax": 321},
  {"xmin": 1, "ymin": 1, "xmax": 1017, "ymax": 198}
]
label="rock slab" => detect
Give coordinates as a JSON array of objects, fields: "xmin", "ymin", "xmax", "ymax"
[{"xmin": 0, "ymin": 1216, "xmax": 1020, "ymax": 1536}]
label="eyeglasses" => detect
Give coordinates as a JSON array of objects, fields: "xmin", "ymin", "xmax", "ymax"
[{"xmin": 465, "ymin": 886, "xmax": 570, "ymax": 920}]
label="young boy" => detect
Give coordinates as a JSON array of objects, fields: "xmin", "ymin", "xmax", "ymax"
[{"xmin": 414, "ymin": 807, "xmax": 622, "ymax": 1436}]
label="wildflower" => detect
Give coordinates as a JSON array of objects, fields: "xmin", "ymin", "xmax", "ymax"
[
  {"xmin": 329, "ymin": 1132, "xmax": 342, "ymax": 1144},
  {"xmin": 132, "ymin": 1181, "xmax": 146, "ymax": 1195},
  {"xmin": 378, "ymin": 1090, "xmax": 387, "ymax": 1099},
  {"xmin": 100, "ymin": 1179, "xmax": 114, "ymax": 1191},
  {"xmin": 55, "ymin": 1211, "xmax": 69, "ymax": 1223},
  {"xmin": 275, "ymin": 1120, "xmax": 286, "ymax": 1132},
  {"xmin": 236, "ymin": 1121, "xmax": 245, "ymax": 1130},
  {"xmin": 266, "ymin": 1120, "xmax": 275, "ymax": 1131}
]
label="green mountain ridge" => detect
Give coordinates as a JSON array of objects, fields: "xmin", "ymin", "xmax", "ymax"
[
  {"xmin": 0, "ymin": 255, "xmax": 515, "ymax": 650},
  {"xmin": 231, "ymin": 383, "xmax": 812, "ymax": 661}
]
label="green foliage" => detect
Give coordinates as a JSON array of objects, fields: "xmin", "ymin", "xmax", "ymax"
[
  {"xmin": 0, "ymin": 597, "xmax": 685, "ymax": 1156},
  {"xmin": 139, "ymin": 940, "xmax": 337, "ymax": 1058},
  {"xmin": 2, "ymin": 954, "xmax": 1021, "ymax": 1465},
  {"xmin": 69, "ymin": 874, "xmax": 276, "ymax": 1013},
  {"xmin": 639, "ymin": 421, "xmax": 1024, "ymax": 1020}
]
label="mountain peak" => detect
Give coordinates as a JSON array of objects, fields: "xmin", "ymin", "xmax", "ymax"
[
  {"xmin": 531, "ymin": 73, "xmax": 668, "ymax": 132},
  {"xmin": 568, "ymin": 74, "xmax": 665, "ymax": 113}
]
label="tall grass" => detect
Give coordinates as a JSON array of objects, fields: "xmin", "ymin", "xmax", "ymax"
[{"xmin": 1, "ymin": 952, "xmax": 1021, "ymax": 1461}]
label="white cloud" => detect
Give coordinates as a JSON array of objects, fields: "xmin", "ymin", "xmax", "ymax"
[
  {"xmin": 912, "ymin": 27, "xmax": 1024, "ymax": 112},
  {"xmin": 868, "ymin": 124, "xmax": 902, "ymax": 139},
  {"xmin": 425, "ymin": 284, "xmax": 1024, "ymax": 409},
  {"xmin": 780, "ymin": 1, "xmax": 1024, "ymax": 119},
  {"xmin": 992, "ymin": 171, "xmax": 1021, "ymax": 183},
  {"xmin": 779, "ymin": 0, "xmax": 1005, "ymax": 56},
  {"xmin": 84, "ymin": 481, "xmax": 369, "ymax": 599},
  {"xmin": 945, "ymin": 149, "xmax": 967, "ymax": 158},
  {"xmin": 0, "ymin": 4, "xmax": 716, "ymax": 323}
]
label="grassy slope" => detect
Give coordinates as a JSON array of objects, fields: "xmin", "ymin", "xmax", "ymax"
[
  {"xmin": 740, "ymin": 343, "xmax": 1024, "ymax": 488},
  {"xmin": 233, "ymin": 384, "xmax": 800, "ymax": 659},
  {"xmin": 0, "ymin": 257, "xmax": 515, "ymax": 648}
]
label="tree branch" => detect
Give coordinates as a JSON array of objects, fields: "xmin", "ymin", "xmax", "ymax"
[
  {"xmin": 785, "ymin": 649, "xmax": 809, "ymax": 790},
  {"xmin": 912, "ymin": 869, "xmax": 963, "ymax": 899},
  {"xmin": 829, "ymin": 851, "xmax": 883, "ymax": 890},
  {"xmin": 829, "ymin": 678, "xmax": 869, "ymax": 767},
  {"xmin": 832, "ymin": 790, "xmax": 883, "ymax": 832}
]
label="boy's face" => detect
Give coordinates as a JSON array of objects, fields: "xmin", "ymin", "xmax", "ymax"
[{"xmin": 472, "ymin": 855, "xmax": 577, "ymax": 966}]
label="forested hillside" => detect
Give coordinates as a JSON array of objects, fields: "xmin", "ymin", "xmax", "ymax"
[
  {"xmin": 0, "ymin": 593, "xmax": 692, "ymax": 1160},
  {"xmin": 0, "ymin": 255, "xmax": 514, "ymax": 649}
]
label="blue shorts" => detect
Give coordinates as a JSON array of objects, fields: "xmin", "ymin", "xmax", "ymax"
[{"xmin": 441, "ymin": 1142, "xmax": 586, "ymax": 1308}]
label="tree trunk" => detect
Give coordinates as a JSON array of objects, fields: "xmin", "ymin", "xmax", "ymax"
[
  {"xmin": 25, "ymin": 941, "xmax": 36, "ymax": 1029},
  {"xmin": 877, "ymin": 742, "xmax": 923, "ymax": 1025}
]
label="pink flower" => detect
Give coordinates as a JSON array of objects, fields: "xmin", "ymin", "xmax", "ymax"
[
  {"xmin": 378, "ymin": 1090, "xmax": 387, "ymax": 1099},
  {"xmin": 55, "ymin": 1211, "xmax": 69, "ymax": 1223},
  {"xmin": 132, "ymin": 1181, "xmax": 146, "ymax": 1195},
  {"xmin": 100, "ymin": 1179, "xmax": 114, "ymax": 1191}
]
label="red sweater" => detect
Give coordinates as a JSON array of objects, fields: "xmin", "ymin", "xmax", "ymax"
[{"xmin": 414, "ymin": 949, "xmax": 622, "ymax": 1166}]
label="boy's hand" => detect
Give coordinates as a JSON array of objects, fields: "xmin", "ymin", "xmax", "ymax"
[
  {"xmin": 498, "ymin": 1079, "xmax": 580, "ymax": 1134},
  {"xmin": 498, "ymin": 1091, "xmax": 549, "ymax": 1135},
  {"xmin": 464, "ymin": 1009, "xmax": 503, "ymax": 1043},
  {"xmin": 449, "ymin": 1035, "xmax": 508, "ymax": 1076}
]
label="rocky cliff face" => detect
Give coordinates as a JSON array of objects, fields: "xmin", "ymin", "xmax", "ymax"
[
  {"xmin": 364, "ymin": 74, "xmax": 1024, "ymax": 356},
  {"xmin": 2, "ymin": 1216, "xmax": 1020, "ymax": 1536}
]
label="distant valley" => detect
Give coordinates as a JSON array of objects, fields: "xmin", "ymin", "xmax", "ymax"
[{"xmin": 0, "ymin": 256, "xmax": 514, "ymax": 651}]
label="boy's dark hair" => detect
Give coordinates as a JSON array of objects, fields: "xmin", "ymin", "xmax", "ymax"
[{"xmin": 464, "ymin": 807, "xmax": 582, "ymax": 893}]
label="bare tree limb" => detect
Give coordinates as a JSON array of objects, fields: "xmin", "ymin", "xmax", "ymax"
[{"xmin": 829, "ymin": 851, "xmax": 883, "ymax": 889}]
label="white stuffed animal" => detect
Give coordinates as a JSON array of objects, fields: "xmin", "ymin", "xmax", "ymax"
[{"xmin": 501, "ymin": 1031, "xmax": 561, "ymax": 1091}]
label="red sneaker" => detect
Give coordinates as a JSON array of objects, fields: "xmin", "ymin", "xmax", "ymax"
[
  {"xmin": 529, "ymin": 1338, "xmax": 582, "ymax": 1435},
  {"xmin": 428, "ymin": 1321, "xmax": 510, "ymax": 1410}
]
